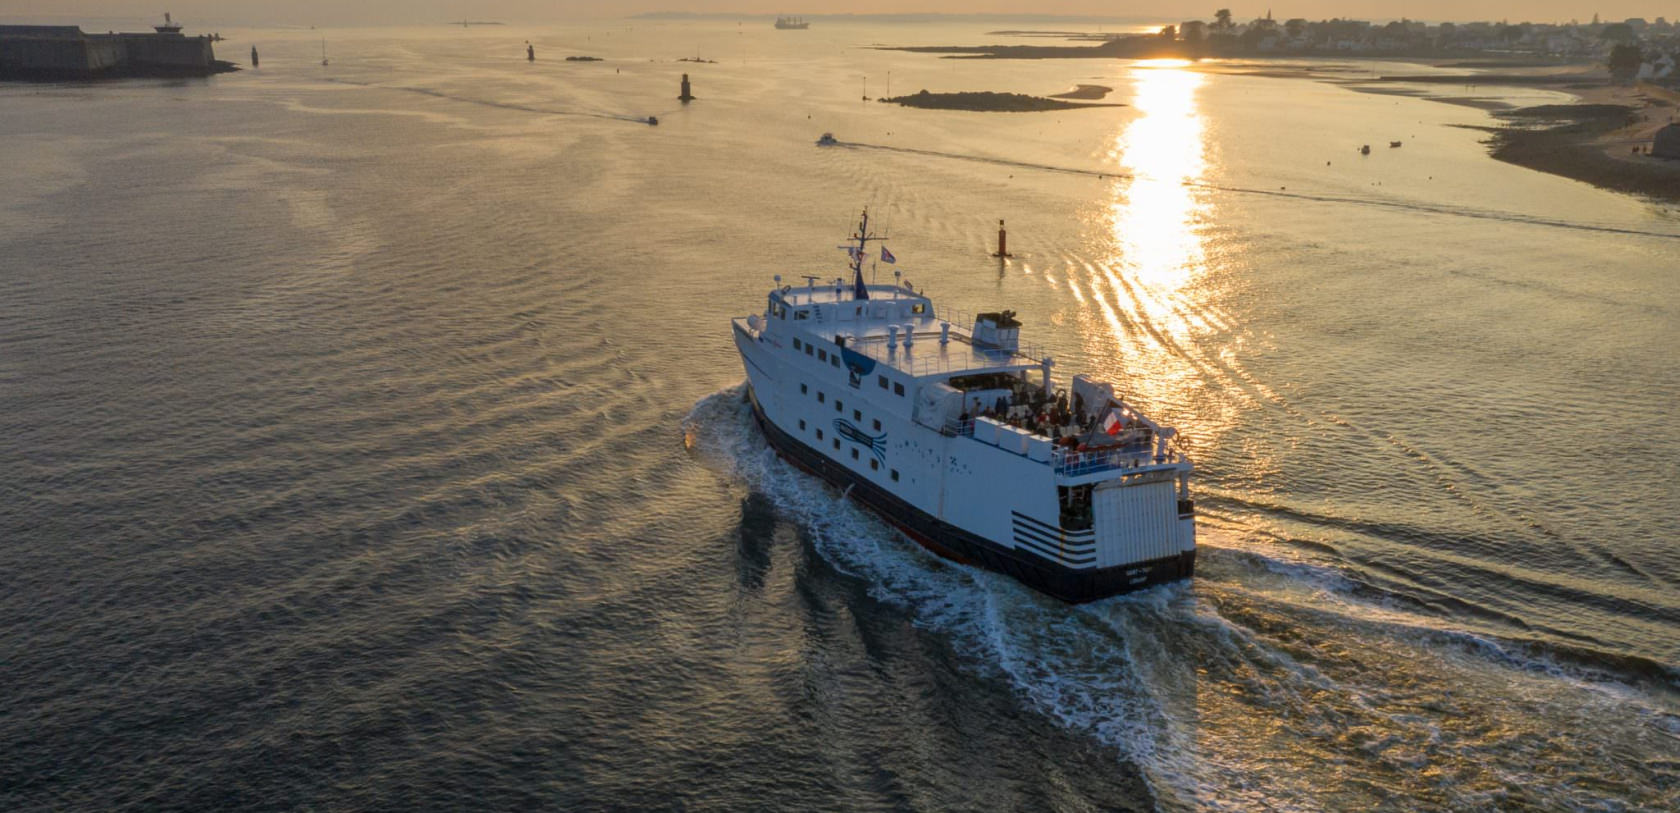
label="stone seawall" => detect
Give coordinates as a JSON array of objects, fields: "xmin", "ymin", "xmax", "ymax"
[{"xmin": 0, "ymin": 25, "xmax": 230, "ymax": 79}]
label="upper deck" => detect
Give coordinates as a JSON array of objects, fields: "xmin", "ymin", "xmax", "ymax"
[
  {"xmin": 843, "ymin": 326, "xmax": 1044, "ymax": 379},
  {"xmin": 765, "ymin": 281, "xmax": 1045, "ymax": 380}
]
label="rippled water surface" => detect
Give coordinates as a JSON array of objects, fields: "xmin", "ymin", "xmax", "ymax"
[{"xmin": 3, "ymin": 21, "xmax": 1678, "ymax": 811}]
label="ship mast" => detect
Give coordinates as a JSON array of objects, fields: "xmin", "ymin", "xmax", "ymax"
[{"xmin": 849, "ymin": 209, "xmax": 884, "ymax": 300}]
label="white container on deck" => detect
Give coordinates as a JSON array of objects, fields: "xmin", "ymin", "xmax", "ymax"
[{"xmin": 1027, "ymin": 435, "xmax": 1052, "ymax": 462}]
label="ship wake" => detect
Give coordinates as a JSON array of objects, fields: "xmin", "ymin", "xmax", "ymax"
[{"xmin": 685, "ymin": 385, "xmax": 1680, "ymax": 811}]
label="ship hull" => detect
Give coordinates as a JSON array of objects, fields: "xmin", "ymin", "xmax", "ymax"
[{"xmin": 746, "ymin": 385, "xmax": 1193, "ymax": 603}]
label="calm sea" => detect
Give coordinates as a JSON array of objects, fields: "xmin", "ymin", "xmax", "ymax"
[{"xmin": 3, "ymin": 20, "xmax": 1677, "ymax": 811}]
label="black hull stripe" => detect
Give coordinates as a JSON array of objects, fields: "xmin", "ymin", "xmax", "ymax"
[
  {"xmin": 1011, "ymin": 510, "xmax": 1094, "ymax": 541},
  {"xmin": 1011, "ymin": 536, "xmax": 1096, "ymax": 566},
  {"xmin": 745, "ymin": 386, "xmax": 1193, "ymax": 603},
  {"xmin": 1011, "ymin": 521, "xmax": 1096, "ymax": 553},
  {"xmin": 1012, "ymin": 531, "xmax": 1096, "ymax": 564}
]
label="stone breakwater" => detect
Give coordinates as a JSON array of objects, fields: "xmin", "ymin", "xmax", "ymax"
[{"xmin": 0, "ymin": 25, "xmax": 233, "ymax": 80}]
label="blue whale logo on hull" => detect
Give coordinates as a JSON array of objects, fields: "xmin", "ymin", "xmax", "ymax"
[{"xmin": 833, "ymin": 418, "xmax": 887, "ymax": 463}]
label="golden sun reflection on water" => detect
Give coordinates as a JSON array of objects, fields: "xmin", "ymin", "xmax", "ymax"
[{"xmin": 1085, "ymin": 60, "xmax": 1227, "ymax": 443}]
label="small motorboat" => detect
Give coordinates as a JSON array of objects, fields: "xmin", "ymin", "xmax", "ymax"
[
  {"xmin": 1389, "ymin": 140, "xmax": 1403, "ymax": 148},
  {"xmin": 1360, "ymin": 144, "xmax": 1371, "ymax": 155},
  {"xmin": 647, "ymin": 116, "xmax": 659, "ymax": 126},
  {"xmin": 817, "ymin": 132, "xmax": 838, "ymax": 146}
]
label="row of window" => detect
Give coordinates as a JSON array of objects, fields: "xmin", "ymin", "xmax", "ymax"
[
  {"xmin": 797, "ymin": 417, "xmax": 900, "ymax": 481},
  {"xmin": 799, "ymin": 383, "xmax": 886, "ymax": 432},
  {"xmin": 794, "ymin": 337, "xmax": 845, "ymax": 371},
  {"xmin": 772, "ymin": 296, "xmax": 927, "ymax": 322},
  {"xmin": 789, "ymin": 337, "xmax": 908, "ymax": 397},
  {"xmin": 768, "ymin": 296, "xmax": 810, "ymax": 321}
]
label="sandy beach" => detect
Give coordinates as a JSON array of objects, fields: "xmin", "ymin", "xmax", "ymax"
[
  {"xmin": 1049, "ymin": 83, "xmax": 1113, "ymax": 100},
  {"xmin": 1486, "ymin": 80, "xmax": 1680, "ymax": 204},
  {"xmin": 1324, "ymin": 61, "xmax": 1680, "ymax": 204}
]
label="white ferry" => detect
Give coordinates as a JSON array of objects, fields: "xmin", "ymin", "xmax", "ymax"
[{"xmin": 732, "ymin": 212, "xmax": 1196, "ymax": 602}]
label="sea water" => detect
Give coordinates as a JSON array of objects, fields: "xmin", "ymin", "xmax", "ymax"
[{"xmin": 2, "ymin": 20, "xmax": 1677, "ymax": 810}]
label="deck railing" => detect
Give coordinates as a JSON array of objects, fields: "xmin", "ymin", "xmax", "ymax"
[
  {"xmin": 943, "ymin": 417, "xmax": 1184, "ymax": 476},
  {"xmin": 1051, "ymin": 445, "xmax": 1181, "ymax": 478}
]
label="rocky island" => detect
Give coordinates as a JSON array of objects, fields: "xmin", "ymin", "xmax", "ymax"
[{"xmin": 883, "ymin": 89, "xmax": 1123, "ymax": 112}]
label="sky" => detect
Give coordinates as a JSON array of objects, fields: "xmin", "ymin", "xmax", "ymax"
[{"xmin": 0, "ymin": 1, "xmax": 1672, "ymax": 28}]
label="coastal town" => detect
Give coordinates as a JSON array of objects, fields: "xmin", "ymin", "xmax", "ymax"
[
  {"xmin": 1147, "ymin": 12, "xmax": 1678, "ymax": 75},
  {"xmin": 929, "ymin": 12, "xmax": 1680, "ymax": 85}
]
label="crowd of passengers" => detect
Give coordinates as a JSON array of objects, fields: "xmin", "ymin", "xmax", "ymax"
[{"xmin": 957, "ymin": 386, "xmax": 1152, "ymax": 450}]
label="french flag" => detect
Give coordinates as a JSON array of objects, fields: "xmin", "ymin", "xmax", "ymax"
[{"xmin": 880, "ymin": 246, "xmax": 897, "ymax": 264}]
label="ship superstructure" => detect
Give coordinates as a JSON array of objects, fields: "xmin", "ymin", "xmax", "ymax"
[{"xmin": 732, "ymin": 212, "xmax": 1195, "ymax": 602}]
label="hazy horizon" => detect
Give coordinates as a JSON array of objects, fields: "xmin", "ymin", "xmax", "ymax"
[{"xmin": 0, "ymin": 1, "xmax": 1673, "ymax": 29}]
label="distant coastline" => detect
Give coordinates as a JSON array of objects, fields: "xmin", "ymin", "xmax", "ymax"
[
  {"xmin": 876, "ymin": 37, "xmax": 1577, "ymax": 62},
  {"xmin": 629, "ymin": 12, "xmax": 1153, "ymax": 24}
]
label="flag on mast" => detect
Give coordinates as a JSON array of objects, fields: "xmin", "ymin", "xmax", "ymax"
[{"xmin": 880, "ymin": 246, "xmax": 897, "ymax": 264}]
